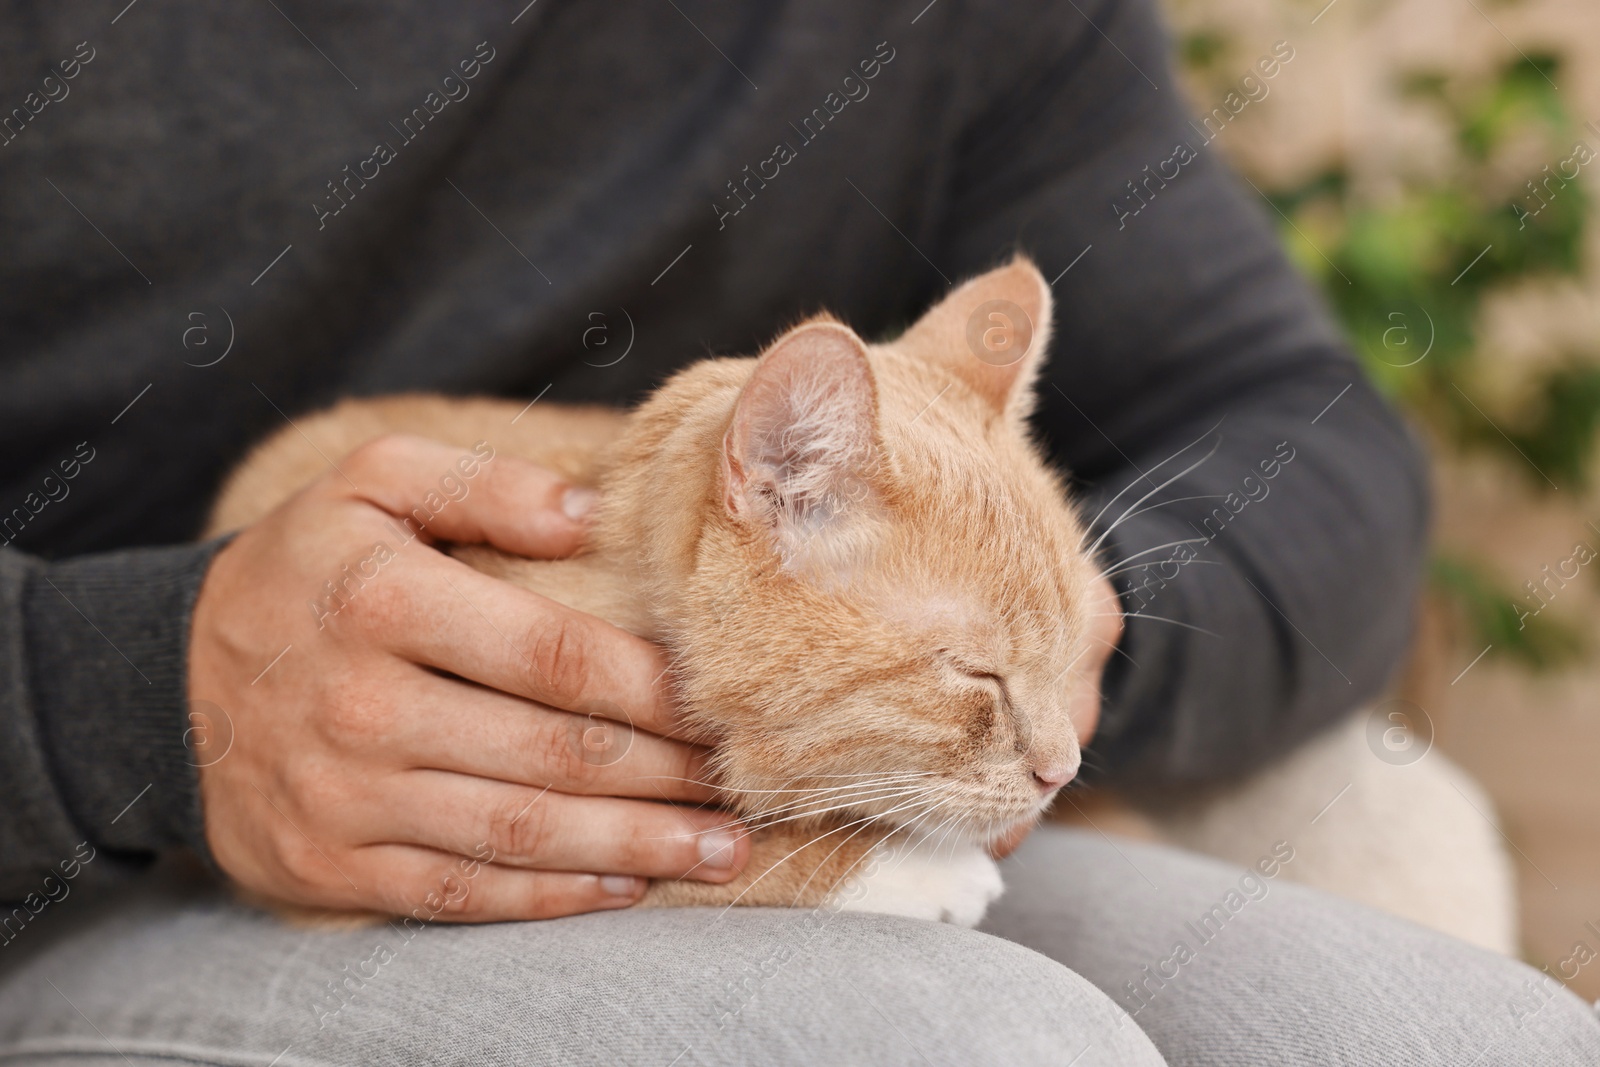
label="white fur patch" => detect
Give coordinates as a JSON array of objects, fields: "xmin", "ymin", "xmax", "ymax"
[{"xmin": 834, "ymin": 838, "xmax": 1003, "ymax": 927}]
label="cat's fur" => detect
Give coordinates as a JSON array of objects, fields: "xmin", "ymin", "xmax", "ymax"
[{"xmin": 207, "ymin": 258, "xmax": 1097, "ymax": 926}]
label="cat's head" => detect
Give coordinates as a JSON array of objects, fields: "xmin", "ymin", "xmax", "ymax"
[{"xmin": 658, "ymin": 258, "xmax": 1096, "ymax": 847}]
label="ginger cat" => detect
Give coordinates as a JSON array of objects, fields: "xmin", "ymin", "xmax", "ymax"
[{"xmin": 208, "ymin": 258, "xmax": 1097, "ymax": 927}]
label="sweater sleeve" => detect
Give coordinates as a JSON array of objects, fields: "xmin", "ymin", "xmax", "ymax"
[
  {"xmin": 0, "ymin": 539, "xmax": 225, "ymax": 899},
  {"xmin": 933, "ymin": 0, "xmax": 1430, "ymax": 785}
]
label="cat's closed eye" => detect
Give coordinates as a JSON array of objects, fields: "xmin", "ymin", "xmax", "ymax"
[
  {"xmin": 935, "ymin": 647, "xmax": 992, "ymax": 671},
  {"xmin": 958, "ymin": 667, "xmax": 1004, "ymax": 688},
  {"xmin": 940, "ymin": 655, "xmax": 1009, "ymax": 696}
]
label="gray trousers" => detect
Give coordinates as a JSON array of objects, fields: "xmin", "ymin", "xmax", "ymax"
[{"xmin": 1, "ymin": 827, "xmax": 1596, "ymax": 1066}]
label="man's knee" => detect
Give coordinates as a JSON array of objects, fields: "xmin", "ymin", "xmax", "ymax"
[
  {"xmin": 989, "ymin": 829, "xmax": 1600, "ymax": 1066},
  {"xmin": 1415, "ymin": 941, "xmax": 1600, "ymax": 1066},
  {"xmin": 672, "ymin": 908, "xmax": 1167, "ymax": 1066}
]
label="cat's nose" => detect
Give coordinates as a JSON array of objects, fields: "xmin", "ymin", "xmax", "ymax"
[{"xmin": 1030, "ymin": 760, "xmax": 1075, "ymax": 794}]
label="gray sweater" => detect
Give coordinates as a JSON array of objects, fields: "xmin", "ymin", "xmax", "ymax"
[{"xmin": 0, "ymin": 0, "xmax": 1427, "ymax": 898}]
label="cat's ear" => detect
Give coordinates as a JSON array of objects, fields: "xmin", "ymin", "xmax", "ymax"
[
  {"xmin": 722, "ymin": 318, "xmax": 880, "ymax": 573},
  {"xmin": 894, "ymin": 255, "xmax": 1052, "ymax": 425}
]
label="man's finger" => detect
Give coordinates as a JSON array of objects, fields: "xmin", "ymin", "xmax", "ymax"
[
  {"xmin": 337, "ymin": 433, "xmax": 595, "ymax": 559},
  {"xmin": 389, "ymin": 667, "xmax": 718, "ymax": 802},
  {"xmin": 374, "ymin": 771, "xmax": 749, "ymax": 883},
  {"xmin": 343, "ymin": 843, "xmax": 647, "ymax": 923},
  {"xmin": 374, "ymin": 552, "xmax": 692, "ymax": 739}
]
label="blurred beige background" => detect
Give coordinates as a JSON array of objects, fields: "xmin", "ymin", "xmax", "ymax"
[{"xmin": 1161, "ymin": 0, "xmax": 1600, "ymax": 998}]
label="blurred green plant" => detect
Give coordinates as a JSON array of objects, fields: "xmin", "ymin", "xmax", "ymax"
[
  {"xmin": 1181, "ymin": 30, "xmax": 1596, "ymax": 667},
  {"xmin": 1507, "ymin": 361, "xmax": 1600, "ymax": 489},
  {"xmin": 1268, "ymin": 54, "xmax": 1590, "ymax": 467},
  {"xmin": 1431, "ymin": 554, "xmax": 1585, "ymax": 670}
]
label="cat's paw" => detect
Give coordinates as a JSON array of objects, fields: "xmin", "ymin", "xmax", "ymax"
[{"xmin": 833, "ymin": 838, "xmax": 1003, "ymax": 927}]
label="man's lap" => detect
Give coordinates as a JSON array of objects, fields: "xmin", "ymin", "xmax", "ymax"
[
  {"xmin": 2, "ymin": 827, "xmax": 1596, "ymax": 1066},
  {"xmin": 0, "ymin": 845, "xmax": 1158, "ymax": 1067},
  {"xmin": 986, "ymin": 828, "xmax": 1600, "ymax": 1065}
]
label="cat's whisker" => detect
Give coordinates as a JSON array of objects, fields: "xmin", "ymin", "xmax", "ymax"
[
  {"xmin": 662, "ymin": 806, "xmax": 851, "ymax": 889},
  {"xmin": 917, "ymin": 809, "xmax": 968, "ymax": 867},
  {"xmin": 662, "ymin": 782, "xmax": 940, "ymax": 856},
  {"xmin": 931, "ymin": 812, "xmax": 971, "ymax": 862},
  {"xmin": 783, "ymin": 794, "xmax": 947, "ymax": 908},
  {"xmin": 738, "ymin": 771, "xmax": 937, "ymax": 781},
  {"xmin": 787, "ymin": 813, "xmax": 899, "ymax": 912},
  {"xmin": 1089, "ymin": 611, "xmax": 1220, "ymax": 638},
  {"xmin": 785, "ymin": 806, "xmax": 919, "ymax": 908},
  {"xmin": 718, "ymin": 771, "xmax": 935, "ymax": 796},
  {"xmin": 656, "ymin": 793, "xmax": 926, "ymax": 882},
  {"xmin": 1099, "ymin": 558, "xmax": 1224, "ymax": 581},
  {"xmin": 651, "ymin": 782, "xmax": 936, "ymax": 851},
  {"xmin": 1049, "ymin": 645, "xmax": 1092, "ymax": 687},
  {"xmin": 885, "ymin": 798, "xmax": 963, "ymax": 875},
  {"xmin": 1087, "ymin": 450, "xmax": 1222, "ymax": 563},
  {"xmin": 917, "ymin": 801, "xmax": 962, "ymax": 840},
  {"xmin": 921, "ymin": 801, "xmax": 969, "ymax": 850},
  {"xmin": 1084, "ymin": 430, "xmax": 1224, "ymax": 559},
  {"xmin": 741, "ymin": 784, "xmax": 939, "ymax": 832},
  {"xmin": 881, "ymin": 804, "xmax": 974, "ymax": 891},
  {"xmin": 1006, "ymin": 632, "xmax": 1053, "ymax": 658},
  {"xmin": 1077, "ymin": 419, "xmax": 1226, "ymax": 553},
  {"xmin": 1100, "ymin": 493, "xmax": 1228, "ymax": 531},
  {"xmin": 645, "ymin": 645, "xmax": 692, "ymax": 693},
  {"xmin": 713, "ymin": 792, "xmax": 940, "ymax": 921},
  {"xmin": 741, "ymin": 776, "xmax": 939, "ymax": 815},
  {"xmin": 633, "ymin": 771, "xmax": 933, "ymax": 795},
  {"xmin": 1092, "ymin": 538, "xmax": 1210, "ymax": 579}
]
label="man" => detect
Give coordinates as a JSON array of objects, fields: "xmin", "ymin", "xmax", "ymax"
[{"xmin": 2, "ymin": 1, "xmax": 1596, "ymax": 1063}]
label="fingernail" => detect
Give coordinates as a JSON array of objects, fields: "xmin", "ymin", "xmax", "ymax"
[
  {"xmin": 562, "ymin": 486, "xmax": 598, "ymax": 522},
  {"xmin": 600, "ymin": 874, "xmax": 643, "ymax": 897},
  {"xmin": 698, "ymin": 829, "xmax": 740, "ymax": 871}
]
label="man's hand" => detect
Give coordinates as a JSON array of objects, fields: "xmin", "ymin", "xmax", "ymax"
[
  {"xmin": 989, "ymin": 570, "xmax": 1123, "ymax": 860},
  {"xmin": 188, "ymin": 435, "xmax": 747, "ymax": 922},
  {"xmin": 1066, "ymin": 569, "xmax": 1125, "ymax": 749}
]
